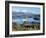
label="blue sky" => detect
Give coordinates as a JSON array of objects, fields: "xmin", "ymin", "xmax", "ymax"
[
  {"xmin": 12, "ymin": 6, "xmax": 40, "ymax": 24},
  {"xmin": 12, "ymin": 6, "xmax": 40, "ymax": 14}
]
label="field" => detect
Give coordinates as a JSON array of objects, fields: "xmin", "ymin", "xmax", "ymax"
[{"xmin": 12, "ymin": 23, "xmax": 40, "ymax": 31}]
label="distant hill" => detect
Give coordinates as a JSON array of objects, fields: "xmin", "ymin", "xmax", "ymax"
[{"xmin": 12, "ymin": 12, "xmax": 40, "ymax": 24}]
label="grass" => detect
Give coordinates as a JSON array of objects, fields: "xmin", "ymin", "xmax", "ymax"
[{"xmin": 12, "ymin": 24, "xmax": 40, "ymax": 31}]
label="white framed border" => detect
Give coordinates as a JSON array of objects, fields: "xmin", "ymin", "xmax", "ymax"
[{"xmin": 9, "ymin": 3, "xmax": 43, "ymax": 35}]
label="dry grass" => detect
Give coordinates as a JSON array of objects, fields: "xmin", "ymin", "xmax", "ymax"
[{"xmin": 12, "ymin": 24, "xmax": 40, "ymax": 31}]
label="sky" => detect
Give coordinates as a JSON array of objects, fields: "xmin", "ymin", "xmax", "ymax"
[
  {"xmin": 12, "ymin": 6, "xmax": 40, "ymax": 24},
  {"xmin": 12, "ymin": 6, "xmax": 40, "ymax": 15}
]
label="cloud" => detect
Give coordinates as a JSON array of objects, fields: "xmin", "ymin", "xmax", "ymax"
[{"xmin": 12, "ymin": 7, "xmax": 40, "ymax": 14}]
